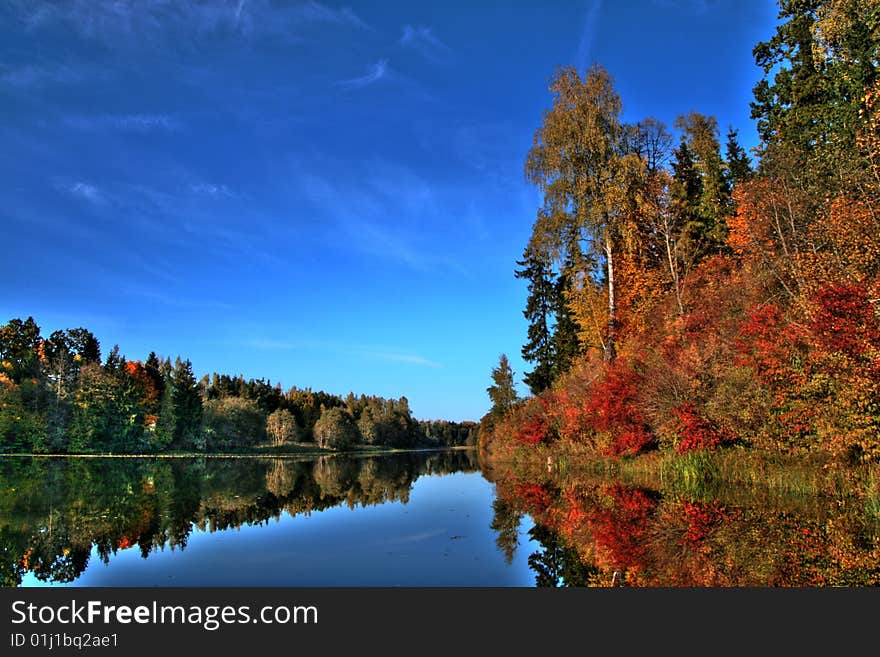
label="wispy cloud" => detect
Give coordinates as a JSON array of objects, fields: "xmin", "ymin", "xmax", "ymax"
[
  {"xmin": 337, "ymin": 59, "xmax": 389, "ymax": 89},
  {"xmin": 365, "ymin": 351, "xmax": 442, "ymax": 368},
  {"xmin": 291, "ymin": 160, "xmax": 468, "ymax": 276},
  {"xmin": 113, "ymin": 113, "xmax": 181, "ymax": 131},
  {"xmin": 575, "ymin": 0, "xmax": 603, "ymax": 69},
  {"xmin": 65, "ymin": 113, "xmax": 182, "ymax": 132},
  {"xmin": 12, "ymin": 0, "xmax": 370, "ymax": 42},
  {"xmin": 63, "ymin": 181, "xmax": 105, "ymax": 204},
  {"xmin": 190, "ymin": 183, "xmax": 237, "ymax": 198},
  {"xmin": 250, "ymin": 339, "xmax": 442, "ymax": 368},
  {"xmin": 296, "ymin": 1, "xmax": 370, "ymax": 30},
  {"xmin": 400, "ymin": 25, "xmax": 451, "ymax": 63}
]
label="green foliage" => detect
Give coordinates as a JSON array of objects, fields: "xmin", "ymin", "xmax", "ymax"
[
  {"xmin": 725, "ymin": 127, "xmax": 753, "ymax": 187},
  {"xmin": 67, "ymin": 363, "xmax": 146, "ymax": 453},
  {"xmin": 0, "ymin": 378, "xmax": 47, "ymax": 453},
  {"xmin": 515, "ymin": 249, "xmax": 557, "ymax": 393},
  {"xmin": 169, "ymin": 358, "xmax": 203, "ymax": 451},
  {"xmin": 313, "ymin": 406, "xmax": 361, "ymax": 450},
  {"xmin": 0, "ymin": 317, "xmax": 41, "ymax": 383},
  {"xmin": 487, "ymin": 354, "xmax": 518, "ymax": 418},
  {"xmin": 203, "ymin": 396, "xmax": 267, "ymax": 451}
]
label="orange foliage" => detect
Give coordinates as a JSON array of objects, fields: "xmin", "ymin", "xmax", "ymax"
[{"xmin": 125, "ymin": 360, "xmax": 160, "ymax": 411}]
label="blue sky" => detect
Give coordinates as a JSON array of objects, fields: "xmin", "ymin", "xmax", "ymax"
[{"xmin": 0, "ymin": 1, "xmax": 779, "ymax": 422}]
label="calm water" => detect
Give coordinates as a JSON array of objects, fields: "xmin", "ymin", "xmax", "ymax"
[
  {"xmin": 6, "ymin": 452, "xmax": 876, "ymax": 587},
  {"xmin": 1, "ymin": 452, "xmax": 543, "ymax": 587}
]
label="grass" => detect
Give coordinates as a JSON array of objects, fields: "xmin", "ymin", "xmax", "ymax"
[{"xmin": 492, "ymin": 439, "xmax": 880, "ymax": 508}]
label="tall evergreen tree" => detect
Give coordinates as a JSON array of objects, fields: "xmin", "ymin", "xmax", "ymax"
[
  {"xmin": 674, "ymin": 112, "xmax": 731, "ymax": 253},
  {"xmin": 725, "ymin": 126, "xmax": 753, "ymax": 187},
  {"xmin": 551, "ymin": 268, "xmax": 580, "ymax": 380},
  {"xmin": 170, "ymin": 357, "xmax": 203, "ymax": 450},
  {"xmin": 515, "ymin": 249, "xmax": 556, "ymax": 394}
]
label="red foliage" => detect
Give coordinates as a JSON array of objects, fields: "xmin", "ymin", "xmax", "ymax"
[
  {"xmin": 810, "ymin": 283, "xmax": 880, "ymax": 361},
  {"xmin": 587, "ymin": 484, "xmax": 658, "ymax": 572},
  {"xmin": 584, "ymin": 361, "xmax": 655, "ymax": 456},
  {"xmin": 678, "ymin": 500, "xmax": 727, "ymax": 544},
  {"xmin": 125, "ymin": 360, "xmax": 161, "ymax": 408},
  {"xmin": 514, "ymin": 483, "xmax": 552, "ymax": 518},
  {"xmin": 735, "ymin": 303, "xmax": 808, "ymax": 390},
  {"xmin": 672, "ymin": 403, "xmax": 732, "ymax": 452},
  {"xmin": 514, "ymin": 414, "xmax": 550, "ymax": 446}
]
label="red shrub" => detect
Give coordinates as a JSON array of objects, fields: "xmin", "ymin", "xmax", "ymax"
[
  {"xmin": 584, "ymin": 361, "xmax": 655, "ymax": 456},
  {"xmin": 735, "ymin": 303, "xmax": 809, "ymax": 390},
  {"xmin": 672, "ymin": 402, "xmax": 733, "ymax": 452},
  {"xmin": 514, "ymin": 413, "xmax": 550, "ymax": 446},
  {"xmin": 810, "ymin": 283, "xmax": 880, "ymax": 360}
]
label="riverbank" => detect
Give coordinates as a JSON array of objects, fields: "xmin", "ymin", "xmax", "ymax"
[{"xmin": 0, "ymin": 444, "xmax": 477, "ymax": 460}]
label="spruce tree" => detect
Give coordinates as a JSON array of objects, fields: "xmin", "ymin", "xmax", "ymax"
[
  {"xmin": 725, "ymin": 127, "xmax": 753, "ymax": 187},
  {"xmin": 487, "ymin": 354, "xmax": 518, "ymax": 417},
  {"xmin": 515, "ymin": 249, "xmax": 556, "ymax": 394},
  {"xmin": 171, "ymin": 357, "xmax": 203, "ymax": 450}
]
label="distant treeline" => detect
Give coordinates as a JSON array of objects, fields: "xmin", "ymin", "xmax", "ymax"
[{"xmin": 0, "ymin": 317, "xmax": 477, "ymax": 454}]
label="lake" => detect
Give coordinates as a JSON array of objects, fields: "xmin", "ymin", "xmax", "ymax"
[
  {"xmin": 0, "ymin": 451, "xmax": 542, "ymax": 587},
  {"xmin": 3, "ymin": 451, "xmax": 878, "ymax": 587}
]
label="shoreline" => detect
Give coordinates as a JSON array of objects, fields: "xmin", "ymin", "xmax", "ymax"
[{"xmin": 0, "ymin": 444, "xmax": 477, "ymax": 460}]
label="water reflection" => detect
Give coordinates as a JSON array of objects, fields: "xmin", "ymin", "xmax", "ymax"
[
  {"xmin": 0, "ymin": 451, "xmax": 491, "ymax": 587},
  {"xmin": 6, "ymin": 452, "xmax": 871, "ymax": 586},
  {"xmin": 492, "ymin": 473, "xmax": 880, "ymax": 587}
]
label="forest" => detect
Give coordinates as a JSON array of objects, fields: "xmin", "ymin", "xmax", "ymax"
[
  {"xmin": 0, "ymin": 318, "xmax": 477, "ymax": 454},
  {"xmin": 482, "ymin": 0, "xmax": 880, "ymax": 468}
]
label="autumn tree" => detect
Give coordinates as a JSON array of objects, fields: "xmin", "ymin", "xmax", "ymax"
[
  {"xmin": 525, "ymin": 65, "xmax": 644, "ymax": 361},
  {"xmin": 203, "ymin": 396, "xmax": 266, "ymax": 451},
  {"xmin": 266, "ymin": 408, "xmax": 300, "ymax": 447}
]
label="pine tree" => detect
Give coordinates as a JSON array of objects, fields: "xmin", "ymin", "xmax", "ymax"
[
  {"xmin": 725, "ymin": 127, "xmax": 753, "ymax": 187},
  {"xmin": 674, "ymin": 112, "xmax": 731, "ymax": 253},
  {"xmin": 551, "ymin": 269, "xmax": 580, "ymax": 380},
  {"xmin": 515, "ymin": 249, "xmax": 556, "ymax": 394},
  {"xmin": 487, "ymin": 354, "xmax": 518, "ymax": 417},
  {"xmin": 170, "ymin": 357, "xmax": 203, "ymax": 450}
]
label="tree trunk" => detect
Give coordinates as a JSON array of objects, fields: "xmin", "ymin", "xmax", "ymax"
[{"xmin": 604, "ymin": 239, "xmax": 617, "ymax": 361}]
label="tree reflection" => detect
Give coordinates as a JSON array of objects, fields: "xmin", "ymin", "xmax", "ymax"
[
  {"xmin": 490, "ymin": 470, "xmax": 880, "ymax": 587},
  {"xmin": 0, "ymin": 450, "xmax": 478, "ymax": 586}
]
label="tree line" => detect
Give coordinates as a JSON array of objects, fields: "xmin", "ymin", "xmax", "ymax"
[
  {"xmin": 483, "ymin": 0, "xmax": 880, "ymax": 463},
  {"xmin": 0, "ymin": 318, "xmax": 477, "ymax": 454}
]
